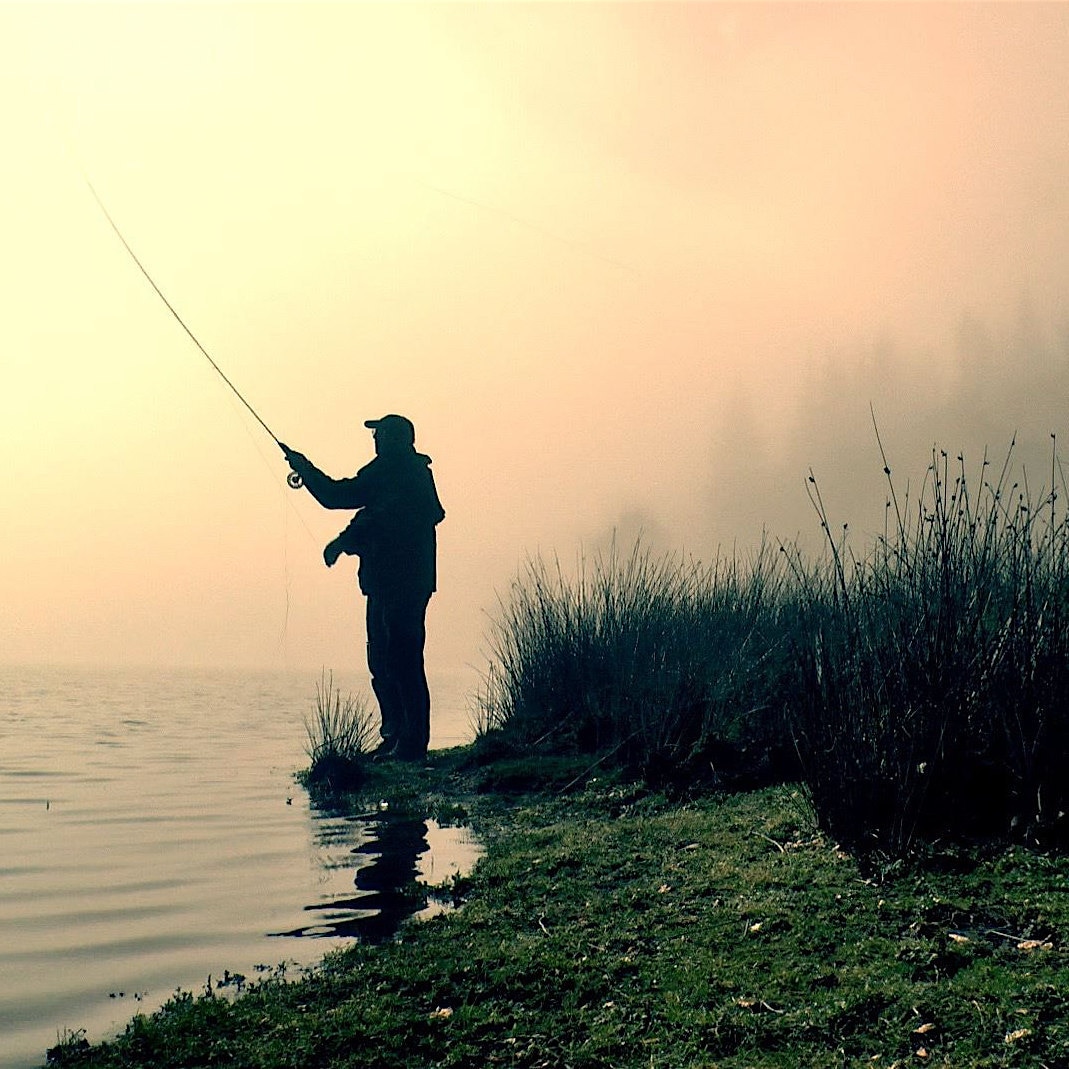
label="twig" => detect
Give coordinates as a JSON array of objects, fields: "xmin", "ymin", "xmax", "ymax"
[
  {"xmin": 755, "ymin": 832, "xmax": 787, "ymax": 854},
  {"xmin": 985, "ymin": 929, "xmax": 1028, "ymax": 942}
]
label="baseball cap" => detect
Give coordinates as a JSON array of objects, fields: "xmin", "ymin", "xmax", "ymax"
[{"xmin": 364, "ymin": 414, "xmax": 415, "ymax": 444}]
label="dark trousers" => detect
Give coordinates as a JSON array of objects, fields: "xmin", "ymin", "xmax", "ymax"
[{"xmin": 366, "ymin": 591, "xmax": 432, "ymax": 758}]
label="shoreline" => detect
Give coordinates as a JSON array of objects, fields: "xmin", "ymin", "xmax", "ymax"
[{"xmin": 46, "ymin": 747, "xmax": 1069, "ymax": 1068}]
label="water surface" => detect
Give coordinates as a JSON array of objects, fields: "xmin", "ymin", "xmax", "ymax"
[{"xmin": 0, "ymin": 664, "xmax": 478, "ymax": 1069}]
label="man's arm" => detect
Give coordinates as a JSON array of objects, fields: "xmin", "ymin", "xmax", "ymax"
[
  {"xmin": 282, "ymin": 446, "xmax": 370, "ymax": 509},
  {"xmin": 323, "ymin": 511, "xmax": 367, "ymax": 567}
]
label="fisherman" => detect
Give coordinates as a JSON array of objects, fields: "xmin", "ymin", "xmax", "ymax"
[{"xmin": 282, "ymin": 415, "xmax": 445, "ymax": 762}]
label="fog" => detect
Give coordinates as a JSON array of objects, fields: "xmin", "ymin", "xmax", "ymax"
[{"xmin": 1, "ymin": 3, "xmax": 1066, "ymax": 698}]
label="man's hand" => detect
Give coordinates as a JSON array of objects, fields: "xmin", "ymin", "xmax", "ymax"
[
  {"xmin": 323, "ymin": 537, "xmax": 344, "ymax": 568},
  {"xmin": 280, "ymin": 444, "xmax": 313, "ymax": 490},
  {"xmin": 280, "ymin": 443, "xmax": 310, "ymax": 469}
]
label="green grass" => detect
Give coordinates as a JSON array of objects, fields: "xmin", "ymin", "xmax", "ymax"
[{"xmin": 46, "ymin": 754, "xmax": 1069, "ymax": 1069}]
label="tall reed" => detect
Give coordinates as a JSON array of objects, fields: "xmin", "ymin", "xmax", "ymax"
[
  {"xmin": 477, "ymin": 539, "xmax": 797, "ymax": 787},
  {"xmin": 478, "ymin": 438, "xmax": 1069, "ymax": 855},
  {"xmin": 789, "ymin": 439, "xmax": 1069, "ymax": 853}
]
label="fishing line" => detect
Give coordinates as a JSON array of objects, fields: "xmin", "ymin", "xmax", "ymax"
[{"xmin": 279, "ymin": 479, "xmax": 292, "ymax": 648}]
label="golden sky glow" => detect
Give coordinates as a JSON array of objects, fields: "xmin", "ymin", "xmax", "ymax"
[{"xmin": 2, "ymin": 3, "xmax": 1068, "ymax": 679}]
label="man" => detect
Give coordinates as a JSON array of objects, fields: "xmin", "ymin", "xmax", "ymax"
[{"xmin": 282, "ymin": 415, "xmax": 445, "ymax": 761}]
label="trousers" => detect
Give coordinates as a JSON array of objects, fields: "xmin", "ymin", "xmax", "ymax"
[{"xmin": 365, "ymin": 590, "xmax": 432, "ymax": 758}]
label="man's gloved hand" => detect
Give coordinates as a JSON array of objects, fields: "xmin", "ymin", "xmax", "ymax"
[
  {"xmin": 280, "ymin": 443, "xmax": 310, "ymax": 471},
  {"xmin": 323, "ymin": 537, "xmax": 344, "ymax": 568}
]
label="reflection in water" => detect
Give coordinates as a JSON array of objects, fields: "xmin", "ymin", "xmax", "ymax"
[{"xmin": 273, "ymin": 810, "xmax": 478, "ymax": 945}]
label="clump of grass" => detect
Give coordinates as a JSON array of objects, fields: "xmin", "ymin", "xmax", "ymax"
[
  {"xmin": 789, "ymin": 435, "xmax": 1069, "ymax": 855},
  {"xmin": 300, "ymin": 670, "xmax": 377, "ymax": 793},
  {"xmin": 476, "ymin": 538, "xmax": 799, "ymax": 790}
]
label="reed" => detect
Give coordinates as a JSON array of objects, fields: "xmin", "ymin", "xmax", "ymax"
[
  {"xmin": 476, "ymin": 539, "xmax": 798, "ymax": 789},
  {"xmin": 479, "ymin": 438, "xmax": 1069, "ymax": 856},
  {"xmin": 789, "ymin": 438, "xmax": 1069, "ymax": 854},
  {"xmin": 301, "ymin": 670, "xmax": 377, "ymax": 792}
]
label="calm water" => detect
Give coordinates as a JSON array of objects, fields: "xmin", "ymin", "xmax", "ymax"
[{"xmin": 0, "ymin": 664, "xmax": 480, "ymax": 1069}]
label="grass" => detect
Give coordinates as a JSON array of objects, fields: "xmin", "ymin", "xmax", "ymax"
[
  {"xmin": 477, "ymin": 539, "xmax": 798, "ymax": 792},
  {"xmin": 476, "ymin": 437, "xmax": 1069, "ymax": 857},
  {"xmin": 299, "ymin": 670, "xmax": 377, "ymax": 795},
  {"xmin": 44, "ymin": 756, "xmax": 1069, "ymax": 1068}
]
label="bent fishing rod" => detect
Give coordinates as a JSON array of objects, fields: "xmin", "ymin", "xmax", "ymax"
[{"xmin": 84, "ymin": 178, "xmax": 303, "ymax": 489}]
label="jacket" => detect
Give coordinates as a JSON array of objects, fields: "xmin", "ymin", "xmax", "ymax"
[{"xmin": 298, "ymin": 449, "xmax": 445, "ymax": 597}]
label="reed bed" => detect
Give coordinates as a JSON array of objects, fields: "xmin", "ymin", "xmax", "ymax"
[
  {"xmin": 478, "ymin": 440, "xmax": 1069, "ymax": 857},
  {"xmin": 790, "ymin": 441, "xmax": 1069, "ymax": 855},
  {"xmin": 477, "ymin": 540, "xmax": 798, "ymax": 789}
]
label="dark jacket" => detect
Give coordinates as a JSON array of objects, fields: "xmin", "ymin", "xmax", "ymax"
[{"xmin": 298, "ymin": 449, "xmax": 445, "ymax": 597}]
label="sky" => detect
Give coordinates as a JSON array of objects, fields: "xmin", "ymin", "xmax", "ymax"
[{"xmin": 2, "ymin": 2, "xmax": 1068, "ymax": 697}]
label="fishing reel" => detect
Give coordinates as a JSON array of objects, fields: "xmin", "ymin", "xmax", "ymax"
[{"xmin": 287, "ymin": 471, "xmax": 304, "ymax": 489}]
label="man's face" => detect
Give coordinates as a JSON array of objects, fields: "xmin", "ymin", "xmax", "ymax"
[{"xmin": 373, "ymin": 429, "xmax": 404, "ymax": 456}]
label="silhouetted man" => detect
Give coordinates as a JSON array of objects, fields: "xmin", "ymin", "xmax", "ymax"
[{"xmin": 283, "ymin": 415, "xmax": 445, "ymax": 761}]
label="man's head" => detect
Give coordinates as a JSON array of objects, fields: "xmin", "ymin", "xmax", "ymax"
[{"xmin": 365, "ymin": 414, "xmax": 416, "ymax": 454}]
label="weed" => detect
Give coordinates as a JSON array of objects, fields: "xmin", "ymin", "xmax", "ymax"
[
  {"xmin": 299, "ymin": 670, "xmax": 377, "ymax": 794},
  {"xmin": 478, "ymin": 433, "xmax": 1069, "ymax": 858}
]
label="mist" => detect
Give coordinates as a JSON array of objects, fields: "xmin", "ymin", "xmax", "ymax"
[
  {"xmin": 1, "ymin": 3, "xmax": 1067, "ymax": 693},
  {"xmin": 705, "ymin": 305, "xmax": 1069, "ymax": 556}
]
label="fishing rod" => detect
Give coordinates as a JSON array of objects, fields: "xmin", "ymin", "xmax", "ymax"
[{"xmin": 84, "ymin": 177, "xmax": 303, "ymax": 489}]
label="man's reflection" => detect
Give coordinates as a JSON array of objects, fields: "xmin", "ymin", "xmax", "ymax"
[{"xmin": 274, "ymin": 813, "xmax": 430, "ymax": 944}]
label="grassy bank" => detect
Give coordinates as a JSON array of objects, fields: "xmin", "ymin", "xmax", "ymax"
[
  {"xmin": 46, "ymin": 438, "xmax": 1069, "ymax": 1065},
  {"xmin": 48, "ymin": 751, "xmax": 1069, "ymax": 1068}
]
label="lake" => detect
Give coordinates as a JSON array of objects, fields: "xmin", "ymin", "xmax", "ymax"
[{"xmin": 0, "ymin": 664, "xmax": 481, "ymax": 1069}]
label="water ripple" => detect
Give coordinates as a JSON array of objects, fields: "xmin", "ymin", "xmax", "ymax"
[{"xmin": 0, "ymin": 663, "xmax": 478, "ymax": 1069}]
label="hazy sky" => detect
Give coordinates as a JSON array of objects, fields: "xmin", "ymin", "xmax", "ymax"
[{"xmin": 2, "ymin": 2, "xmax": 1067, "ymax": 691}]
